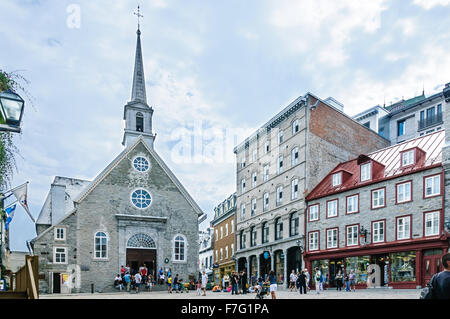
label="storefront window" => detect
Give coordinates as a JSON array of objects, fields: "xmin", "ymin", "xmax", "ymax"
[
  {"xmin": 345, "ymin": 256, "xmax": 370, "ymax": 284},
  {"xmin": 390, "ymin": 251, "xmax": 416, "ymax": 282},
  {"xmin": 275, "ymin": 251, "xmax": 285, "ymax": 284}
]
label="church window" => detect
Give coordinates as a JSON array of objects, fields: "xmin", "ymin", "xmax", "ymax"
[
  {"xmin": 136, "ymin": 112, "xmax": 144, "ymax": 132},
  {"xmin": 133, "ymin": 156, "xmax": 150, "ymax": 172},
  {"xmin": 94, "ymin": 232, "xmax": 108, "ymax": 259},
  {"xmin": 131, "ymin": 188, "xmax": 152, "ymax": 209},
  {"xmin": 127, "ymin": 233, "xmax": 156, "ymax": 249},
  {"xmin": 53, "ymin": 247, "xmax": 67, "ymax": 264},
  {"xmin": 54, "ymin": 227, "xmax": 65, "ymax": 241},
  {"xmin": 174, "ymin": 235, "xmax": 187, "ymax": 262}
]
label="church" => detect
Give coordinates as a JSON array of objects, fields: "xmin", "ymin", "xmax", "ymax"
[{"xmin": 31, "ymin": 24, "xmax": 203, "ymax": 294}]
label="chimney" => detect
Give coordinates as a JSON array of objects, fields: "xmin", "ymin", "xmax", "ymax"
[{"xmin": 50, "ymin": 183, "xmax": 66, "ymax": 225}]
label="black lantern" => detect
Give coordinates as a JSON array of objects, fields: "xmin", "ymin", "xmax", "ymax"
[
  {"xmin": 0, "ymin": 89, "xmax": 25, "ymax": 133},
  {"xmin": 296, "ymin": 235, "xmax": 306, "ymax": 253}
]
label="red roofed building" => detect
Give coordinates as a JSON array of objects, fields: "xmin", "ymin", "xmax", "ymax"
[{"xmin": 304, "ymin": 130, "xmax": 449, "ymax": 289}]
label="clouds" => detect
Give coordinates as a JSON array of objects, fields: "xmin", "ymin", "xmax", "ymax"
[{"xmin": 1, "ymin": 0, "xmax": 450, "ymax": 250}]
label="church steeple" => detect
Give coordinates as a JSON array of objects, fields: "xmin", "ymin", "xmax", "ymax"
[{"xmin": 122, "ymin": 7, "xmax": 156, "ymax": 149}]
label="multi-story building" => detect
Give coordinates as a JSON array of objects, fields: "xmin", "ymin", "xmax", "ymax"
[
  {"xmin": 210, "ymin": 194, "xmax": 236, "ymax": 287},
  {"xmin": 234, "ymin": 93, "xmax": 390, "ymax": 286},
  {"xmin": 304, "ymin": 130, "xmax": 449, "ymax": 289},
  {"xmin": 198, "ymin": 227, "xmax": 214, "ymax": 283},
  {"xmin": 354, "ymin": 83, "xmax": 449, "ymax": 144}
]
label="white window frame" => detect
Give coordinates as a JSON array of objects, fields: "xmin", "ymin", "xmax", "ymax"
[
  {"xmin": 291, "ymin": 178, "xmax": 299, "ymax": 200},
  {"xmin": 309, "ymin": 204, "xmax": 319, "ymax": 221},
  {"xmin": 372, "ymin": 188, "xmax": 385, "ymax": 208},
  {"xmin": 425, "ymin": 211, "xmax": 440, "ymax": 237},
  {"xmin": 241, "ymin": 178, "xmax": 246, "ymax": 193},
  {"xmin": 327, "ymin": 200, "xmax": 338, "ymax": 218},
  {"xmin": 215, "ymin": 250, "xmax": 218, "ymax": 262},
  {"xmin": 308, "ymin": 232, "xmax": 319, "ymax": 251},
  {"xmin": 425, "ymin": 175, "xmax": 441, "ymax": 198},
  {"xmin": 326, "ymin": 228, "xmax": 338, "ymax": 249},
  {"xmin": 372, "ymin": 221, "xmax": 385, "ymax": 243},
  {"xmin": 292, "ymin": 119, "xmax": 299, "ymax": 134},
  {"xmin": 54, "ymin": 227, "xmax": 66, "ymax": 241},
  {"xmin": 225, "ymin": 224, "xmax": 229, "ymax": 237},
  {"xmin": 220, "ymin": 226, "xmax": 223, "ymax": 239},
  {"xmin": 94, "ymin": 231, "xmax": 108, "ymax": 260},
  {"xmin": 231, "ymin": 220, "xmax": 234, "ymax": 234},
  {"xmin": 346, "ymin": 195, "xmax": 359, "ymax": 214},
  {"xmin": 278, "ymin": 130, "xmax": 284, "ymax": 144},
  {"xmin": 240, "ymin": 204, "xmax": 246, "ymax": 220},
  {"xmin": 346, "ymin": 225, "xmax": 359, "ymax": 247},
  {"xmin": 241, "ymin": 158, "xmax": 246, "ymax": 168},
  {"xmin": 231, "ymin": 243, "xmax": 234, "ymax": 256},
  {"xmin": 401, "ymin": 150, "xmax": 415, "ymax": 167},
  {"xmin": 220, "ymin": 248, "xmax": 223, "ymax": 260},
  {"xmin": 396, "ymin": 182, "xmax": 412, "ymax": 203},
  {"xmin": 252, "ymin": 149, "xmax": 257, "ymax": 161},
  {"xmin": 276, "ymin": 186, "xmax": 283, "ymax": 205},
  {"xmin": 263, "ymin": 165, "xmax": 269, "ymax": 182},
  {"xmin": 332, "ymin": 172, "xmax": 342, "ymax": 187},
  {"xmin": 252, "ymin": 172, "xmax": 257, "ymax": 187},
  {"xmin": 173, "ymin": 234, "xmax": 187, "ymax": 263},
  {"xmin": 251, "ymin": 198, "xmax": 257, "ymax": 216},
  {"xmin": 263, "ymin": 193, "xmax": 269, "ymax": 211},
  {"xmin": 360, "ymin": 162, "xmax": 372, "ymax": 182},
  {"xmin": 132, "ymin": 156, "xmax": 150, "ymax": 172},
  {"xmin": 278, "ymin": 156, "xmax": 284, "ymax": 174},
  {"xmin": 53, "ymin": 247, "xmax": 68, "ymax": 264},
  {"xmin": 225, "ymin": 246, "xmax": 229, "ymax": 259},
  {"xmin": 397, "ymin": 216, "xmax": 411, "ymax": 240},
  {"xmin": 265, "ymin": 140, "xmax": 270, "ymax": 153},
  {"xmin": 291, "ymin": 147, "xmax": 299, "ymax": 166}
]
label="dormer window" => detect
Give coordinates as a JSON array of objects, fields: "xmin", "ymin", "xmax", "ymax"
[
  {"xmin": 332, "ymin": 172, "xmax": 342, "ymax": 187},
  {"xmin": 360, "ymin": 162, "xmax": 371, "ymax": 182},
  {"xmin": 401, "ymin": 150, "xmax": 415, "ymax": 167},
  {"xmin": 136, "ymin": 112, "xmax": 144, "ymax": 132}
]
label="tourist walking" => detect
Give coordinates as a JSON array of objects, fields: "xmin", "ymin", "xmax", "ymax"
[
  {"xmin": 349, "ymin": 270, "xmax": 356, "ymax": 292},
  {"xmin": 134, "ymin": 272, "xmax": 142, "ymax": 293},
  {"xmin": 196, "ymin": 279, "xmax": 202, "ymax": 295},
  {"xmin": 289, "ymin": 270, "xmax": 297, "ymax": 292},
  {"xmin": 231, "ymin": 272, "xmax": 239, "ymax": 295},
  {"xmin": 297, "ymin": 270, "xmax": 307, "ymax": 295},
  {"xmin": 304, "ymin": 268, "xmax": 310, "ymax": 291},
  {"xmin": 268, "ymin": 270, "xmax": 277, "ymax": 299},
  {"xmin": 167, "ymin": 275, "xmax": 173, "ymax": 293},
  {"xmin": 140, "ymin": 264, "xmax": 148, "ymax": 285},
  {"xmin": 201, "ymin": 271, "xmax": 208, "ymax": 296},
  {"xmin": 242, "ymin": 270, "xmax": 248, "ymax": 294},
  {"xmin": 124, "ymin": 272, "xmax": 131, "ymax": 292},
  {"xmin": 158, "ymin": 268, "xmax": 164, "ymax": 285},
  {"xmin": 314, "ymin": 267, "xmax": 321, "ymax": 294},
  {"xmin": 335, "ymin": 270, "xmax": 343, "ymax": 291}
]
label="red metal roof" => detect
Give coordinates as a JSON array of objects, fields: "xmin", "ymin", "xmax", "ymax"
[{"xmin": 306, "ymin": 130, "xmax": 445, "ymax": 201}]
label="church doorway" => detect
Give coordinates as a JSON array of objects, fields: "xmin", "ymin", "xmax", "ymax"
[{"xmin": 126, "ymin": 233, "xmax": 157, "ymax": 277}]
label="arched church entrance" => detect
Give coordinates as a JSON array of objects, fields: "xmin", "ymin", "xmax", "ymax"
[{"xmin": 126, "ymin": 233, "xmax": 157, "ymax": 277}]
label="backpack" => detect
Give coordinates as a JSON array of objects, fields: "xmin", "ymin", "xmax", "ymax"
[{"xmin": 420, "ymin": 273, "xmax": 438, "ymax": 300}]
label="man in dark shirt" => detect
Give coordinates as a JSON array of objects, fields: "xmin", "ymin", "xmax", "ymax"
[{"xmin": 432, "ymin": 253, "xmax": 450, "ymax": 299}]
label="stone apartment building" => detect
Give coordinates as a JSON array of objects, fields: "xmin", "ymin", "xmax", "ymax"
[
  {"xmin": 354, "ymin": 82, "xmax": 449, "ymax": 144},
  {"xmin": 233, "ymin": 93, "xmax": 390, "ymax": 286},
  {"xmin": 304, "ymin": 130, "xmax": 449, "ymax": 289},
  {"xmin": 210, "ymin": 193, "xmax": 236, "ymax": 287},
  {"xmin": 30, "ymin": 26, "xmax": 203, "ymax": 294}
]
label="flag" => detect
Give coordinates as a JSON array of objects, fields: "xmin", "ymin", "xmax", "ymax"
[
  {"xmin": 11, "ymin": 182, "xmax": 36, "ymax": 223},
  {"xmin": 4, "ymin": 204, "xmax": 16, "ymax": 231}
]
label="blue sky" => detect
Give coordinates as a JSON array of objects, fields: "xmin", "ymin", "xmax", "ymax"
[{"xmin": 1, "ymin": 0, "xmax": 450, "ymax": 251}]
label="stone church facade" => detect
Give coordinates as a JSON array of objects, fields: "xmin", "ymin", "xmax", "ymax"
[{"xmin": 31, "ymin": 26, "xmax": 203, "ymax": 294}]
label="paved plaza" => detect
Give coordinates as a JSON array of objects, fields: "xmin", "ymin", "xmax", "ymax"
[{"xmin": 40, "ymin": 288, "xmax": 421, "ymax": 299}]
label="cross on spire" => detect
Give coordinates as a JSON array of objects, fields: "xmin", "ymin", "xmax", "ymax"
[{"xmin": 134, "ymin": 5, "xmax": 144, "ymax": 31}]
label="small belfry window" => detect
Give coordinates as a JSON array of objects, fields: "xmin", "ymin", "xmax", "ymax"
[
  {"xmin": 360, "ymin": 162, "xmax": 371, "ymax": 182},
  {"xmin": 174, "ymin": 235, "xmax": 186, "ymax": 262},
  {"xmin": 401, "ymin": 150, "xmax": 414, "ymax": 167},
  {"xmin": 133, "ymin": 156, "xmax": 150, "ymax": 172},
  {"xmin": 131, "ymin": 188, "xmax": 152, "ymax": 209},
  {"xmin": 95, "ymin": 232, "xmax": 108, "ymax": 259},
  {"xmin": 332, "ymin": 173, "xmax": 341, "ymax": 187},
  {"xmin": 136, "ymin": 112, "xmax": 144, "ymax": 132}
]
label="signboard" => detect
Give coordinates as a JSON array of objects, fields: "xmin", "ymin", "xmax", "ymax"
[{"xmin": 263, "ymin": 251, "xmax": 270, "ymax": 260}]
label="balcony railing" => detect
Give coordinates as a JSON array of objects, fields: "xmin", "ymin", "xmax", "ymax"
[{"xmin": 418, "ymin": 112, "xmax": 443, "ymax": 131}]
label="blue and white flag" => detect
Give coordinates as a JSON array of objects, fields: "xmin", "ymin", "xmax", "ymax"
[{"xmin": 4, "ymin": 204, "xmax": 17, "ymax": 231}]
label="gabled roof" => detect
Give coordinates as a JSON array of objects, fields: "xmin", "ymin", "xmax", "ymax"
[
  {"xmin": 306, "ymin": 130, "xmax": 445, "ymax": 201},
  {"xmin": 74, "ymin": 136, "xmax": 204, "ymax": 217}
]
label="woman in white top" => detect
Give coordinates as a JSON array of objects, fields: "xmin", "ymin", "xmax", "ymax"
[{"xmin": 314, "ymin": 267, "xmax": 321, "ymax": 294}]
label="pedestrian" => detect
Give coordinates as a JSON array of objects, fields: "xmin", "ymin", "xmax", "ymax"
[
  {"xmin": 197, "ymin": 279, "xmax": 202, "ymax": 295},
  {"xmin": 344, "ymin": 272, "xmax": 350, "ymax": 291},
  {"xmin": 140, "ymin": 264, "xmax": 148, "ymax": 285},
  {"xmin": 303, "ymin": 268, "xmax": 310, "ymax": 291},
  {"xmin": 134, "ymin": 272, "xmax": 142, "ymax": 293},
  {"xmin": 349, "ymin": 270, "xmax": 356, "ymax": 292},
  {"xmin": 224, "ymin": 273, "xmax": 230, "ymax": 289},
  {"xmin": 426, "ymin": 253, "xmax": 450, "ymax": 299},
  {"xmin": 242, "ymin": 270, "xmax": 248, "ymax": 294},
  {"xmin": 268, "ymin": 270, "xmax": 277, "ymax": 299},
  {"xmin": 158, "ymin": 268, "xmax": 164, "ymax": 285},
  {"xmin": 124, "ymin": 272, "xmax": 131, "ymax": 292},
  {"xmin": 320, "ymin": 270, "xmax": 325, "ymax": 291},
  {"xmin": 289, "ymin": 270, "xmax": 297, "ymax": 292},
  {"xmin": 201, "ymin": 271, "xmax": 208, "ymax": 296},
  {"xmin": 125, "ymin": 264, "xmax": 130, "ymax": 275},
  {"xmin": 120, "ymin": 265, "xmax": 126, "ymax": 278},
  {"xmin": 231, "ymin": 271, "xmax": 239, "ymax": 295},
  {"xmin": 173, "ymin": 274, "xmax": 180, "ymax": 293},
  {"xmin": 297, "ymin": 270, "xmax": 307, "ymax": 295},
  {"xmin": 147, "ymin": 274, "xmax": 154, "ymax": 292},
  {"xmin": 167, "ymin": 274, "xmax": 172, "ymax": 293},
  {"xmin": 314, "ymin": 267, "xmax": 321, "ymax": 294},
  {"xmin": 335, "ymin": 270, "xmax": 343, "ymax": 291}
]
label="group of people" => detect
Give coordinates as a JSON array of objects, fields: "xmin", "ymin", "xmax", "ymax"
[
  {"xmin": 114, "ymin": 264, "xmax": 155, "ymax": 293},
  {"xmin": 288, "ymin": 269, "xmax": 311, "ymax": 294}
]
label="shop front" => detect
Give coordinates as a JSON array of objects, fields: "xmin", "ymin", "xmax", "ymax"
[
  {"xmin": 304, "ymin": 238, "xmax": 448, "ymax": 289},
  {"xmin": 217, "ymin": 261, "xmax": 235, "ymax": 289}
]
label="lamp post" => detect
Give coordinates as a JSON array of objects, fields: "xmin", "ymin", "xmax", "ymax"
[{"xmin": 0, "ymin": 89, "xmax": 25, "ymax": 133}]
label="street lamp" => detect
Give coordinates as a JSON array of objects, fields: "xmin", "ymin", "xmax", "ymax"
[
  {"xmin": 296, "ymin": 235, "xmax": 305, "ymax": 253},
  {"xmin": 0, "ymin": 89, "xmax": 25, "ymax": 133}
]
